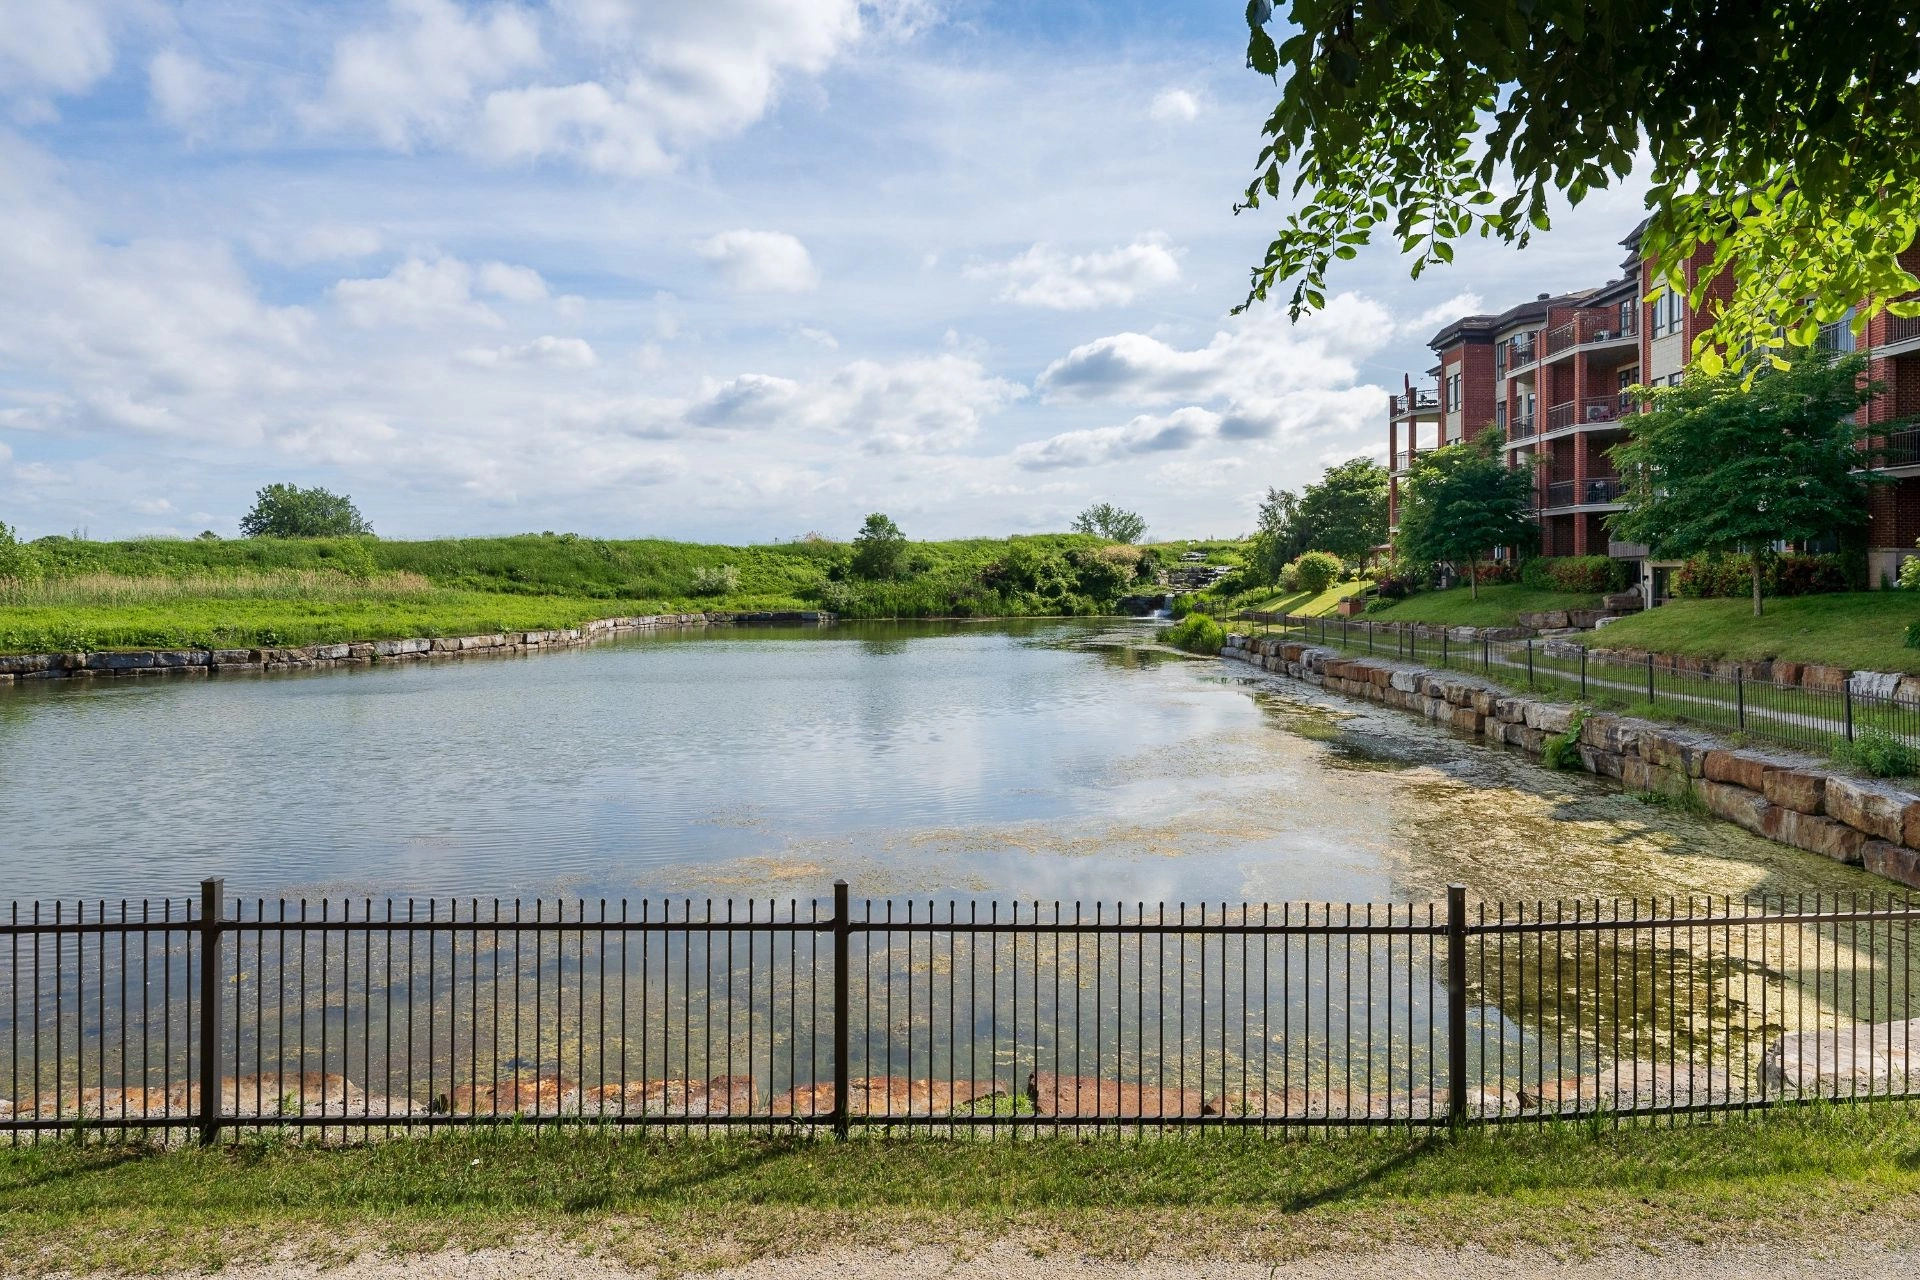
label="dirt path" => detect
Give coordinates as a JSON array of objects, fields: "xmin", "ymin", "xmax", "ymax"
[{"xmin": 189, "ymin": 1238, "xmax": 1920, "ymax": 1280}]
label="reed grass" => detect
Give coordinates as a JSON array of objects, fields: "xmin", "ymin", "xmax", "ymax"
[{"xmin": 0, "ymin": 570, "xmax": 435, "ymax": 608}]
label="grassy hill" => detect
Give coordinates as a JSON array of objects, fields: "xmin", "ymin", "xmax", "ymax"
[{"xmin": 0, "ymin": 533, "xmax": 1177, "ymax": 654}]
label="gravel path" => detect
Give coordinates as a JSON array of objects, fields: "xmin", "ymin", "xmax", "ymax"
[{"xmin": 194, "ymin": 1238, "xmax": 1920, "ymax": 1280}]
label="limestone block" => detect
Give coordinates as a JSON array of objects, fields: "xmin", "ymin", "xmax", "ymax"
[
  {"xmin": 1638, "ymin": 729, "xmax": 1712, "ymax": 778},
  {"xmin": 1764, "ymin": 807, "xmax": 1866, "ymax": 863},
  {"xmin": 0, "ymin": 653, "xmax": 56, "ymax": 675},
  {"xmin": 1703, "ymin": 749, "xmax": 1771, "ymax": 792},
  {"xmin": 1493, "ymin": 697, "xmax": 1527, "ymax": 724},
  {"xmin": 1762, "ymin": 1018, "xmax": 1920, "ymax": 1095},
  {"xmin": 1511, "ymin": 726, "xmax": 1548, "ymax": 754},
  {"xmin": 1799, "ymin": 664, "xmax": 1849, "ymax": 693},
  {"xmin": 1578, "ymin": 746, "xmax": 1625, "ymax": 779},
  {"xmin": 1579, "ymin": 714, "xmax": 1640, "ymax": 756},
  {"xmin": 1825, "ymin": 776, "xmax": 1919, "ymax": 844},
  {"xmin": 1388, "ymin": 670, "xmax": 1424, "ymax": 694},
  {"xmin": 1471, "ymin": 690, "xmax": 1497, "ymax": 716},
  {"xmin": 1522, "ymin": 702, "xmax": 1573, "ymax": 735},
  {"xmin": 1450, "ymin": 706, "xmax": 1483, "ymax": 733},
  {"xmin": 1369, "ymin": 667, "xmax": 1391, "ymax": 688},
  {"xmin": 86, "ymin": 651, "xmax": 156, "ymax": 670},
  {"xmin": 1700, "ymin": 780, "xmax": 1772, "ymax": 835},
  {"xmin": 1762, "ymin": 769, "xmax": 1826, "ymax": 815},
  {"xmin": 1862, "ymin": 841, "xmax": 1920, "ymax": 889}
]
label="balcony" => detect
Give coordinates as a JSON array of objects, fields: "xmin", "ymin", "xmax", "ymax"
[
  {"xmin": 1883, "ymin": 313, "xmax": 1920, "ymax": 354},
  {"xmin": 1816, "ymin": 320, "xmax": 1859, "ymax": 354},
  {"xmin": 1542, "ymin": 399, "xmax": 1628, "ymax": 433},
  {"xmin": 1544, "ymin": 312, "xmax": 1639, "ymax": 360},
  {"xmin": 1504, "ymin": 335, "xmax": 1537, "ymax": 371},
  {"xmin": 1508, "ymin": 413, "xmax": 1537, "ymax": 441},
  {"xmin": 1390, "ymin": 389, "xmax": 1440, "ymax": 416},
  {"xmin": 1875, "ymin": 427, "xmax": 1920, "ymax": 469},
  {"xmin": 1390, "ymin": 448, "xmax": 1419, "ymax": 474},
  {"xmin": 1543, "ymin": 477, "xmax": 1624, "ymax": 509}
]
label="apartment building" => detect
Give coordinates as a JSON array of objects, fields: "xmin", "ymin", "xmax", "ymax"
[{"xmin": 1384, "ymin": 228, "xmax": 1920, "ymax": 591}]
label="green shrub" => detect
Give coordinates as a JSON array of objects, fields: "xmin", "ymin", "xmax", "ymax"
[
  {"xmin": 1289, "ymin": 550, "xmax": 1342, "ymax": 595},
  {"xmin": 690, "ymin": 564, "xmax": 741, "ymax": 596},
  {"xmin": 1521, "ymin": 555, "xmax": 1627, "ymax": 594},
  {"xmin": 0, "ymin": 522, "xmax": 41, "ymax": 583},
  {"xmin": 1833, "ymin": 726, "xmax": 1920, "ymax": 778},
  {"xmin": 326, "ymin": 537, "xmax": 379, "ymax": 581},
  {"xmin": 1158, "ymin": 612, "xmax": 1226, "ymax": 655},
  {"xmin": 1900, "ymin": 554, "xmax": 1920, "ymax": 591},
  {"xmin": 1674, "ymin": 551, "xmax": 1851, "ymax": 599},
  {"xmin": 1540, "ymin": 708, "xmax": 1589, "ymax": 770}
]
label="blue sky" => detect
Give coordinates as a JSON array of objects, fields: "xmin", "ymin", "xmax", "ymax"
[{"xmin": 0, "ymin": 1, "xmax": 1650, "ymax": 542}]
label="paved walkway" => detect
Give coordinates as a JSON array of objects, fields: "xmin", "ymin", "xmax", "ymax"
[{"xmin": 193, "ymin": 1238, "xmax": 1920, "ymax": 1279}]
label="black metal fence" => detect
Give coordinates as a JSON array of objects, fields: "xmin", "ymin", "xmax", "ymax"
[
  {"xmin": 3, "ymin": 881, "xmax": 1918, "ymax": 1143},
  {"xmin": 1249, "ymin": 612, "xmax": 1920, "ymax": 755}
]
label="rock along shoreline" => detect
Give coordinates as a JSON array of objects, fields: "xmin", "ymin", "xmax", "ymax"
[
  {"xmin": 0, "ymin": 611, "xmax": 834, "ymax": 686},
  {"xmin": 1225, "ymin": 631, "xmax": 1920, "ymax": 893}
]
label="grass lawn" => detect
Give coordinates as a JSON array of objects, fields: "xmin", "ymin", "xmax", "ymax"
[
  {"xmin": 1236, "ymin": 582, "xmax": 1358, "ymax": 616},
  {"xmin": 2, "ymin": 1109, "xmax": 1919, "ymax": 1272},
  {"xmin": 1365, "ymin": 584, "xmax": 1604, "ymax": 628},
  {"xmin": 1590, "ymin": 593, "xmax": 1920, "ymax": 674}
]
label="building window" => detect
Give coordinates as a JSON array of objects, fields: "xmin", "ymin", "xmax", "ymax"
[
  {"xmin": 1494, "ymin": 402, "xmax": 1506, "ymax": 430},
  {"xmin": 1651, "ymin": 287, "xmax": 1686, "ymax": 338},
  {"xmin": 1445, "ymin": 372, "xmax": 1461, "ymax": 411}
]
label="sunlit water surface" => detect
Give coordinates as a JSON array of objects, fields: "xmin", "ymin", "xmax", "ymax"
[{"xmin": 0, "ymin": 620, "xmax": 1891, "ymax": 906}]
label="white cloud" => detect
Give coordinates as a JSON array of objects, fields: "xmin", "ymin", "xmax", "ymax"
[
  {"xmin": 149, "ymin": 49, "xmax": 235, "ymax": 132},
  {"xmin": 1011, "ymin": 298, "xmax": 1393, "ymax": 470},
  {"xmin": 331, "ymin": 256, "xmax": 505, "ymax": 329},
  {"xmin": 969, "ymin": 236, "xmax": 1182, "ymax": 310},
  {"xmin": 1148, "ymin": 88, "xmax": 1199, "ymax": 124},
  {"xmin": 687, "ymin": 354, "xmax": 1024, "ymax": 452},
  {"xmin": 696, "ymin": 230, "xmax": 818, "ymax": 294},
  {"xmin": 795, "ymin": 326, "xmax": 839, "ymax": 348},
  {"xmin": 477, "ymin": 260, "xmax": 550, "ymax": 302},
  {"xmin": 303, "ymin": 0, "xmax": 542, "ymax": 148},
  {"xmin": 1399, "ymin": 290, "xmax": 1484, "ymax": 338},
  {"xmin": 0, "ymin": 1, "xmax": 120, "ymax": 99},
  {"xmin": 460, "ymin": 336, "xmax": 597, "ymax": 369},
  {"xmin": 131, "ymin": 496, "xmax": 175, "ymax": 515}
]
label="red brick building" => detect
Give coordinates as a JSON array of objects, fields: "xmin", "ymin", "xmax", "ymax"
[{"xmin": 1385, "ymin": 227, "xmax": 1920, "ymax": 593}]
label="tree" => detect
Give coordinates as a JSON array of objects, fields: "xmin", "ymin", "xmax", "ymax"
[
  {"xmin": 1395, "ymin": 432, "xmax": 1536, "ymax": 599},
  {"xmin": 1608, "ymin": 353, "xmax": 1883, "ymax": 617},
  {"xmin": 0, "ymin": 521, "xmax": 40, "ymax": 583},
  {"xmin": 1247, "ymin": 485, "xmax": 1305, "ymax": 584},
  {"xmin": 1291, "ymin": 457, "xmax": 1388, "ymax": 562},
  {"xmin": 1237, "ymin": 3, "xmax": 1920, "ymax": 371},
  {"xmin": 1070, "ymin": 502, "xmax": 1147, "ymax": 543},
  {"xmin": 239, "ymin": 484, "xmax": 373, "ymax": 538},
  {"xmin": 850, "ymin": 512, "xmax": 907, "ymax": 580}
]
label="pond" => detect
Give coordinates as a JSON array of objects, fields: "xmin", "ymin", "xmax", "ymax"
[{"xmin": 0, "ymin": 619, "xmax": 1888, "ymax": 908}]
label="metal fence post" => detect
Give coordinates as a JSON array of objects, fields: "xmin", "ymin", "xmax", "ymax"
[
  {"xmin": 197, "ymin": 877, "xmax": 224, "ymax": 1147},
  {"xmin": 1482, "ymin": 637, "xmax": 1490, "ymax": 674},
  {"xmin": 1445, "ymin": 884, "xmax": 1468, "ymax": 1128},
  {"xmin": 1646, "ymin": 652, "xmax": 1656, "ymax": 705},
  {"xmin": 1580, "ymin": 647, "xmax": 1588, "ymax": 700},
  {"xmin": 1367, "ymin": 621, "xmax": 1374, "ymax": 654},
  {"xmin": 1526, "ymin": 639, "xmax": 1535, "ymax": 691},
  {"xmin": 1736, "ymin": 667, "xmax": 1745, "ymax": 730},
  {"xmin": 1442, "ymin": 630, "xmax": 1449, "ymax": 667},
  {"xmin": 831, "ymin": 879, "xmax": 851, "ymax": 1141},
  {"xmin": 1844, "ymin": 681, "xmax": 1855, "ymax": 742}
]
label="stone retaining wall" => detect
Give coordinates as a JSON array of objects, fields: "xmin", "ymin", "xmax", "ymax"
[
  {"xmin": 0, "ymin": 611, "xmax": 835, "ymax": 686},
  {"xmin": 1225, "ymin": 632, "xmax": 1920, "ymax": 891}
]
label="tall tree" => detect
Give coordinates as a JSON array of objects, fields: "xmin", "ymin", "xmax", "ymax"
[
  {"xmin": 1237, "ymin": 3, "xmax": 1920, "ymax": 370},
  {"xmin": 850, "ymin": 512, "xmax": 908, "ymax": 580},
  {"xmin": 1070, "ymin": 502, "xmax": 1148, "ymax": 543},
  {"xmin": 1395, "ymin": 432, "xmax": 1536, "ymax": 599},
  {"xmin": 1291, "ymin": 457, "xmax": 1388, "ymax": 562},
  {"xmin": 1248, "ymin": 485, "xmax": 1305, "ymax": 584},
  {"xmin": 239, "ymin": 484, "xmax": 373, "ymax": 538},
  {"xmin": 1608, "ymin": 352, "xmax": 1884, "ymax": 616}
]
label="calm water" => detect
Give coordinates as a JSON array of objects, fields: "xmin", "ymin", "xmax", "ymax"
[{"xmin": 0, "ymin": 620, "xmax": 1892, "ymax": 906}]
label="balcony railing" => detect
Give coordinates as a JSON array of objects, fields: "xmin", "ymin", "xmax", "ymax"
[
  {"xmin": 1883, "ymin": 314, "xmax": 1920, "ymax": 349},
  {"xmin": 1544, "ymin": 478, "xmax": 1625, "ymax": 509},
  {"xmin": 1506, "ymin": 335, "xmax": 1537, "ymax": 369},
  {"xmin": 1509, "ymin": 413, "xmax": 1536, "ymax": 440},
  {"xmin": 1816, "ymin": 320, "xmax": 1859, "ymax": 354},
  {"xmin": 1390, "ymin": 390, "xmax": 1440, "ymax": 415},
  {"xmin": 1545, "ymin": 401, "xmax": 1577, "ymax": 431},
  {"xmin": 1877, "ymin": 428, "xmax": 1920, "ymax": 469},
  {"xmin": 1543, "ymin": 312, "xmax": 1638, "ymax": 361},
  {"xmin": 1391, "ymin": 449, "xmax": 1419, "ymax": 473},
  {"xmin": 1543, "ymin": 399, "xmax": 1628, "ymax": 433}
]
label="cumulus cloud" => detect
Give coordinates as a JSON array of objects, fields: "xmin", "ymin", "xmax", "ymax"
[
  {"xmin": 1148, "ymin": 88, "xmax": 1199, "ymax": 123},
  {"xmin": 1399, "ymin": 290, "xmax": 1485, "ymax": 338},
  {"xmin": 0, "ymin": 1, "xmax": 121, "ymax": 100},
  {"xmin": 302, "ymin": 0, "xmax": 541, "ymax": 148},
  {"xmin": 968, "ymin": 236, "xmax": 1182, "ymax": 309},
  {"xmin": 696, "ymin": 230, "xmax": 818, "ymax": 293},
  {"xmin": 331, "ymin": 256, "xmax": 549, "ymax": 328},
  {"xmin": 687, "ymin": 354, "xmax": 1024, "ymax": 452},
  {"xmin": 1012, "ymin": 298, "xmax": 1393, "ymax": 470},
  {"xmin": 304, "ymin": 0, "xmax": 917, "ymax": 174},
  {"xmin": 460, "ymin": 336, "xmax": 598, "ymax": 369},
  {"xmin": 254, "ymin": 226, "xmax": 384, "ymax": 266}
]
